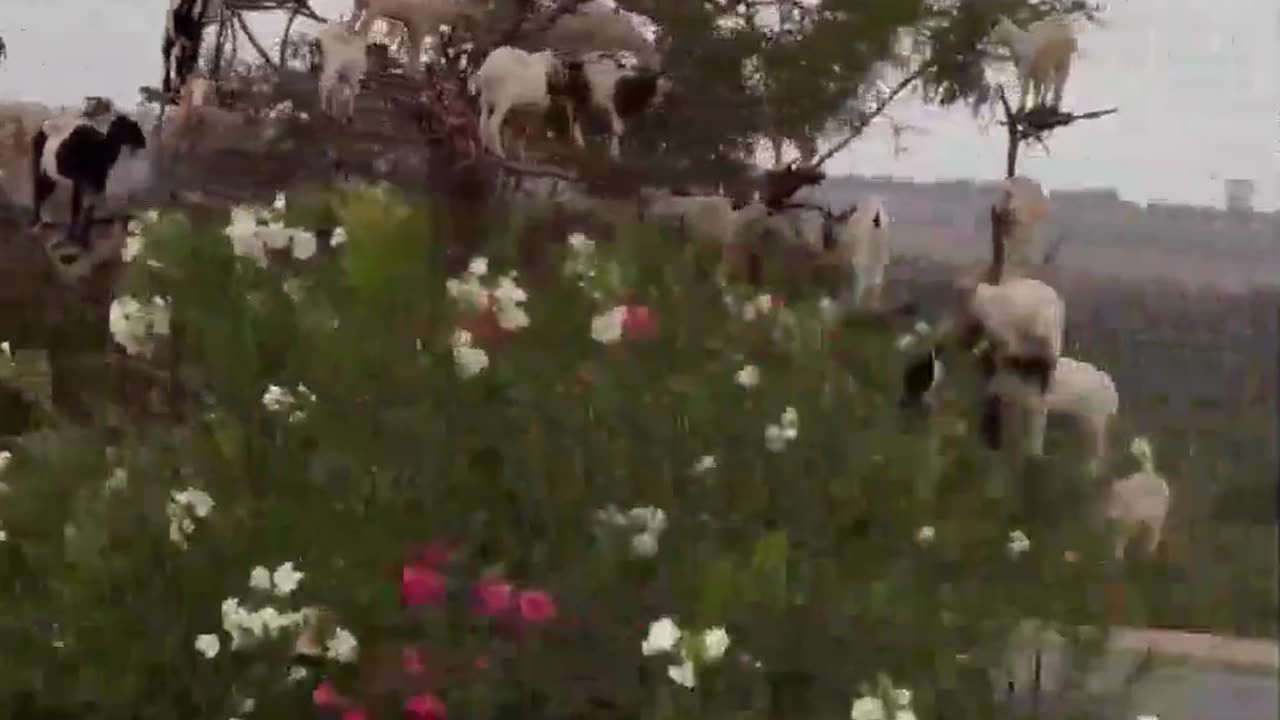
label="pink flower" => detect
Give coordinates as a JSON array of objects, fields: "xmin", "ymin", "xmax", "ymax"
[
  {"xmin": 472, "ymin": 575, "xmax": 514, "ymax": 617},
  {"xmin": 312, "ymin": 681, "xmax": 347, "ymax": 709},
  {"xmin": 340, "ymin": 709, "xmax": 368, "ymax": 720},
  {"xmin": 405, "ymin": 692, "xmax": 447, "ymax": 720},
  {"xmin": 473, "ymin": 654, "xmax": 491, "ymax": 671},
  {"xmin": 402, "ymin": 646, "xmax": 428, "ymax": 677},
  {"xmin": 402, "ymin": 564, "xmax": 448, "ymax": 607},
  {"xmin": 516, "ymin": 589, "xmax": 557, "ymax": 623},
  {"xmin": 621, "ymin": 305, "xmax": 659, "ymax": 340}
]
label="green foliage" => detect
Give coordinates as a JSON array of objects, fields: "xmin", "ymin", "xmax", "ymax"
[
  {"xmin": 608, "ymin": 0, "xmax": 1100, "ymax": 173},
  {"xmin": 0, "ymin": 187, "xmax": 1123, "ymax": 718}
]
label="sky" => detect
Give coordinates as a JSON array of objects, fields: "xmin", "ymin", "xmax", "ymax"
[{"xmin": 1, "ymin": 0, "xmax": 1275, "ymax": 211}]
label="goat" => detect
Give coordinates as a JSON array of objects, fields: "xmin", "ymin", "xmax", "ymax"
[
  {"xmin": 639, "ymin": 189, "xmax": 740, "ymax": 249},
  {"xmin": 475, "ymin": 46, "xmax": 566, "ymax": 159},
  {"xmin": 995, "ymin": 176, "xmax": 1050, "ymax": 270},
  {"xmin": 899, "ymin": 277, "xmax": 1065, "ymax": 459},
  {"xmin": 1104, "ymin": 437, "xmax": 1170, "ymax": 560},
  {"xmin": 352, "ymin": 0, "xmax": 488, "ymax": 78},
  {"xmin": 1040, "ymin": 356, "xmax": 1118, "ymax": 476},
  {"xmin": 162, "ymin": 0, "xmax": 225, "ymax": 99},
  {"xmin": 989, "ymin": 15, "xmax": 1078, "ymax": 111},
  {"xmin": 30, "ymin": 114, "xmax": 149, "ymax": 249},
  {"xmin": 831, "ymin": 196, "xmax": 891, "ymax": 310},
  {"xmin": 316, "ymin": 22, "xmax": 370, "ymax": 124},
  {"xmin": 560, "ymin": 51, "xmax": 672, "ymax": 159}
]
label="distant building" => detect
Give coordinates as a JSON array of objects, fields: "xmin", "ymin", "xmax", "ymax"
[{"xmin": 1225, "ymin": 179, "xmax": 1255, "ymax": 212}]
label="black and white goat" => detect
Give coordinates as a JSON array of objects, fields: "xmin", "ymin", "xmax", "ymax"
[
  {"xmin": 30, "ymin": 114, "xmax": 149, "ymax": 249},
  {"xmin": 162, "ymin": 0, "xmax": 225, "ymax": 99},
  {"xmin": 560, "ymin": 51, "xmax": 671, "ymax": 158}
]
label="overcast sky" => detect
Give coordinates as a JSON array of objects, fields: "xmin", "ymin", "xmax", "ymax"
[{"xmin": 1, "ymin": 0, "xmax": 1275, "ymax": 211}]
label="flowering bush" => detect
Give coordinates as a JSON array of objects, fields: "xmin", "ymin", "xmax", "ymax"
[{"xmin": 0, "ymin": 184, "xmax": 1126, "ymax": 719}]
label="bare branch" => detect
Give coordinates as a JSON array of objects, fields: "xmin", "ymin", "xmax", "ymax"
[
  {"xmin": 803, "ymin": 64, "xmax": 930, "ymax": 170},
  {"xmin": 235, "ymin": 12, "xmax": 279, "ymax": 69}
]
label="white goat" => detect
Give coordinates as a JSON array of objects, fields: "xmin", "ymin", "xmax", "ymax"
[
  {"xmin": 475, "ymin": 46, "xmax": 565, "ymax": 159},
  {"xmin": 965, "ymin": 277, "xmax": 1066, "ymax": 458},
  {"xmin": 640, "ymin": 190, "xmax": 739, "ymax": 248},
  {"xmin": 996, "ymin": 176, "xmax": 1050, "ymax": 269},
  {"xmin": 1041, "ymin": 356, "xmax": 1119, "ymax": 476},
  {"xmin": 990, "ymin": 15, "xmax": 1079, "ymax": 111},
  {"xmin": 316, "ymin": 22, "xmax": 369, "ymax": 124},
  {"xmin": 1105, "ymin": 437, "xmax": 1171, "ymax": 560},
  {"xmin": 561, "ymin": 51, "xmax": 671, "ymax": 159},
  {"xmin": 832, "ymin": 196, "xmax": 891, "ymax": 309},
  {"xmin": 352, "ymin": 0, "xmax": 487, "ymax": 77}
]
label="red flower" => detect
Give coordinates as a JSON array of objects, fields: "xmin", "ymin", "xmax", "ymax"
[
  {"xmin": 473, "ymin": 654, "xmax": 491, "ymax": 671},
  {"xmin": 340, "ymin": 709, "xmax": 368, "ymax": 720},
  {"xmin": 405, "ymin": 693, "xmax": 447, "ymax": 720},
  {"xmin": 472, "ymin": 575, "xmax": 514, "ymax": 617},
  {"xmin": 402, "ymin": 564, "xmax": 448, "ymax": 607},
  {"xmin": 459, "ymin": 307, "xmax": 502, "ymax": 343},
  {"xmin": 621, "ymin": 304, "xmax": 659, "ymax": 340},
  {"xmin": 312, "ymin": 681, "xmax": 347, "ymax": 709},
  {"xmin": 516, "ymin": 589, "xmax": 558, "ymax": 624}
]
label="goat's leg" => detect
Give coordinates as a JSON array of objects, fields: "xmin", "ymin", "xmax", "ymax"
[
  {"xmin": 1025, "ymin": 400, "xmax": 1047, "ymax": 458},
  {"xmin": 29, "ymin": 131, "xmax": 53, "ymax": 227},
  {"xmin": 404, "ymin": 27, "xmax": 425, "ymax": 78},
  {"xmin": 487, "ymin": 101, "xmax": 510, "ymax": 158},
  {"xmin": 67, "ymin": 183, "xmax": 87, "ymax": 248},
  {"xmin": 1016, "ymin": 72, "xmax": 1031, "ymax": 112},
  {"xmin": 606, "ymin": 111, "xmax": 624, "ymax": 159},
  {"xmin": 565, "ymin": 105, "xmax": 586, "ymax": 149},
  {"xmin": 1085, "ymin": 415, "xmax": 1108, "ymax": 476}
]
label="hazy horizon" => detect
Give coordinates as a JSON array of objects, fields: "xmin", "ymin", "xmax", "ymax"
[{"xmin": 1, "ymin": 0, "xmax": 1275, "ymax": 211}]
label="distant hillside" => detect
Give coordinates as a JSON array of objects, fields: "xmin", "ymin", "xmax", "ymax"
[{"xmin": 805, "ymin": 175, "xmax": 1280, "ymax": 291}]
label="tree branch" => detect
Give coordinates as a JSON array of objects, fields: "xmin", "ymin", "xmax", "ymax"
[
  {"xmin": 235, "ymin": 11, "xmax": 279, "ymax": 69},
  {"xmin": 996, "ymin": 84, "xmax": 1118, "ymax": 177},
  {"xmin": 802, "ymin": 64, "xmax": 930, "ymax": 170}
]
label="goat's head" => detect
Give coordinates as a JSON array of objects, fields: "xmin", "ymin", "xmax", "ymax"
[{"xmin": 106, "ymin": 115, "xmax": 148, "ymax": 153}]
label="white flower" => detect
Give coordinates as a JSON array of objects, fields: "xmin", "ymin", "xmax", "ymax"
[
  {"xmin": 1008, "ymin": 529, "xmax": 1031, "ymax": 557},
  {"xmin": 780, "ymin": 406, "xmax": 798, "ymax": 431},
  {"xmin": 273, "ymin": 192, "xmax": 287, "ymax": 211},
  {"xmin": 104, "ymin": 467, "xmax": 128, "ymax": 492},
  {"xmin": 0, "ymin": 341, "xmax": 9, "ymax": 358},
  {"xmin": 453, "ymin": 344, "xmax": 489, "ymax": 378},
  {"xmin": 567, "ymin": 232, "xmax": 593, "ymax": 254},
  {"xmin": 701, "ymin": 627, "xmax": 731, "ymax": 661},
  {"xmin": 735, "ymin": 364, "xmax": 761, "ymax": 388},
  {"xmin": 290, "ymin": 229, "xmax": 318, "ymax": 260},
  {"xmin": 850, "ymin": 696, "xmax": 887, "ymax": 720},
  {"xmin": 249, "ymin": 566, "xmax": 273, "ymax": 592},
  {"xmin": 325, "ymin": 627, "xmax": 359, "ymax": 663},
  {"xmin": 493, "ymin": 301, "xmax": 530, "ymax": 332},
  {"xmin": 667, "ymin": 658, "xmax": 697, "ymax": 688},
  {"xmin": 108, "ymin": 296, "xmax": 171, "ymax": 357},
  {"xmin": 691, "ymin": 455, "xmax": 717, "ymax": 474},
  {"xmin": 468, "ymin": 256, "xmax": 489, "ymax": 277},
  {"xmin": 194, "ymin": 633, "xmax": 221, "ymax": 659},
  {"xmin": 0, "ymin": 527, "xmax": 7, "ymax": 542},
  {"xmin": 0, "ymin": 450, "xmax": 10, "ymax": 474},
  {"xmin": 287, "ymin": 665, "xmax": 309, "ymax": 683},
  {"xmin": 630, "ymin": 531, "xmax": 659, "ymax": 558},
  {"xmin": 330, "ymin": 226, "xmax": 348, "ymax": 246},
  {"xmin": 626, "ymin": 506, "xmax": 666, "ymax": 534},
  {"xmin": 764, "ymin": 424, "xmax": 789, "ymax": 452},
  {"xmin": 894, "ymin": 334, "xmax": 915, "ymax": 351},
  {"xmin": 590, "ymin": 306, "xmax": 627, "ymax": 344},
  {"xmin": 177, "ymin": 488, "xmax": 215, "ymax": 518},
  {"xmin": 892, "ymin": 688, "xmax": 911, "ymax": 707},
  {"xmin": 915, "ymin": 526, "xmax": 935, "ymax": 545},
  {"xmin": 642, "ymin": 617, "xmax": 682, "ymax": 656},
  {"xmin": 272, "ymin": 561, "xmax": 304, "ymax": 596},
  {"xmin": 238, "ymin": 697, "xmax": 256, "ymax": 715},
  {"xmin": 445, "ymin": 276, "xmax": 490, "ymax": 312},
  {"xmin": 122, "ymin": 232, "xmax": 146, "ymax": 263}
]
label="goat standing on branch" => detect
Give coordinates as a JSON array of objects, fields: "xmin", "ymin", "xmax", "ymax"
[
  {"xmin": 316, "ymin": 22, "xmax": 370, "ymax": 124},
  {"xmin": 162, "ymin": 0, "xmax": 225, "ymax": 99},
  {"xmin": 560, "ymin": 51, "xmax": 672, "ymax": 159},
  {"xmin": 474, "ymin": 46, "xmax": 566, "ymax": 159},
  {"xmin": 989, "ymin": 15, "xmax": 1078, "ymax": 112}
]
